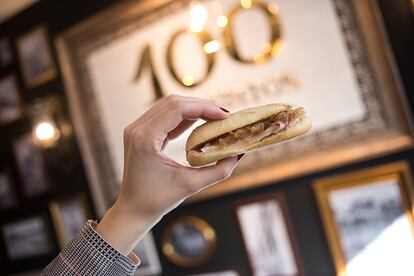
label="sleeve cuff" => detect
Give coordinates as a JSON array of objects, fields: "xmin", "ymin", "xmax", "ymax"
[{"xmin": 87, "ymin": 220, "xmax": 141, "ymax": 267}]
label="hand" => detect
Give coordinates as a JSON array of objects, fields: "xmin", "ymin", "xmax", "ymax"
[{"xmin": 96, "ymin": 95, "xmax": 243, "ymax": 255}]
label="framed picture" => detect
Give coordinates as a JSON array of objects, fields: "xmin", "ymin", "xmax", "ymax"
[
  {"xmin": 56, "ymin": 0, "xmax": 412, "ymax": 214},
  {"xmin": 0, "ymin": 170, "xmax": 17, "ymax": 210},
  {"xmin": 189, "ymin": 270, "xmax": 239, "ymax": 276},
  {"xmin": 16, "ymin": 25, "xmax": 56, "ymax": 88},
  {"xmin": 313, "ymin": 161, "xmax": 414, "ymax": 276},
  {"xmin": 0, "ymin": 38, "xmax": 13, "ymax": 67},
  {"xmin": 13, "ymin": 134, "xmax": 49, "ymax": 197},
  {"xmin": 235, "ymin": 193, "xmax": 303, "ymax": 276},
  {"xmin": 132, "ymin": 232, "xmax": 162, "ymax": 275},
  {"xmin": 161, "ymin": 216, "xmax": 216, "ymax": 267},
  {"xmin": 0, "ymin": 75, "xmax": 23, "ymax": 125},
  {"xmin": 49, "ymin": 194, "xmax": 90, "ymax": 248},
  {"xmin": 2, "ymin": 216, "xmax": 53, "ymax": 260}
]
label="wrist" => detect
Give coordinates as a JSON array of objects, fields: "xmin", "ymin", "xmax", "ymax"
[{"xmin": 96, "ymin": 201, "xmax": 160, "ymax": 255}]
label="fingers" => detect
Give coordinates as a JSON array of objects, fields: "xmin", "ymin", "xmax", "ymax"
[
  {"xmin": 148, "ymin": 97, "xmax": 229, "ymax": 146},
  {"xmin": 182, "ymin": 156, "xmax": 240, "ymax": 192},
  {"xmin": 131, "ymin": 95, "xmax": 217, "ymax": 128},
  {"xmin": 167, "ymin": 119, "xmax": 197, "ymax": 140}
]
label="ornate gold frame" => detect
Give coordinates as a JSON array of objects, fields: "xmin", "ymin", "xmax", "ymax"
[
  {"xmin": 161, "ymin": 216, "xmax": 216, "ymax": 267},
  {"xmin": 313, "ymin": 161, "xmax": 414, "ymax": 276},
  {"xmin": 56, "ymin": 0, "xmax": 413, "ymax": 215},
  {"xmin": 16, "ymin": 25, "xmax": 56, "ymax": 89}
]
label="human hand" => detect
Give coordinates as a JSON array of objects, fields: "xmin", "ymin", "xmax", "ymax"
[{"xmin": 96, "ymin": 95, "xmax": 243, "ymax": 254}]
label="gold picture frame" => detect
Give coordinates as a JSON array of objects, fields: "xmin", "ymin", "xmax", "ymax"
[
  {"xmin": 161, "ymin": 216, "xmax": 216, "ymax": 267},
  {"xmin": 56, "ymin": 0, "xmax": 413, "ymax": 215},
  {"xmin": 313, "ymin": 161, "xmax": 414, "ymax": 276},
  {"xmin": 16, "ymin": 25, "xmax": 56, "ymax": 89}
]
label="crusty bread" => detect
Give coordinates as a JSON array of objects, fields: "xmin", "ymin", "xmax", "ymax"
[
  {"xmin": 186, "ymin": 104, "xmax": 292, "ymax": 151},
  {"xmin": 186, "ymin": 104, "xmax": 311, "ymax": 166}
]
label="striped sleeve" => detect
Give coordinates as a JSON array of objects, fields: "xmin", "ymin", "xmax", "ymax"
[{"xmin": 42, "ymin": 220, "xmax": 139, "ymax": 276}]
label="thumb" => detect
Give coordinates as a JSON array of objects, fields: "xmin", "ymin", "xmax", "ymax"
[{"xmin": 187, "ymin": 155, "xmax": 242, "ymax": 191}]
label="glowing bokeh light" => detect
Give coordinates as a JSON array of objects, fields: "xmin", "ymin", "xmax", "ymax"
[
  {"xmin": 216, "ymin": 15, "xmax": 228, "ymax": 28},
  {"xmin": 189, "ymin": 3, "xmax": 208, "ymax": 32},
  {"xmin": 203, "ymin": 40, "xmax": 221, "ymax": 54},
  {"xmin": 182, "ymin": 75, "xmax": 195, "ymax": 86}
]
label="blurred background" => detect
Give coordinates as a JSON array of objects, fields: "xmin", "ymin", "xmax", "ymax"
[{"xmin": 0, "ymin": 0, "xmax": 413, "ymax": 275}]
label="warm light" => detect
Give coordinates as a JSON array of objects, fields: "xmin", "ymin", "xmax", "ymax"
[
  {"xmin": 189, "ymin": 2, "xmax": 208, "ymax": 32},
  {"xmin": 182, "ymin": 75, "xmax": 195, "ymax": 86},
  {"xmin": 271, "ymin": 40, "xmax": 284, "ymax": 57},
  {"xmin": 240, "ymin": 0, "xmax": 252, "ymax": 9},
  {"xmin": 261, "ymin": 43, "xmax": 272, "ymax": 53},
  {"xmin": 268, "ymin": 3, "xmax": 279, "ymax": 14},
  {"xmin": 163, "ymin": 244, "xmax": 174, "ymax": 255},
  {"xmin": 203, "ymin": 40, "xmax": 221, "ymax": 54},
  {"xmin": 216, "ymin": 15, "xmax": 228, "ymax": 28},
  {"xmin": 33, "ymin": 121, "xmax": 60, "ymax": 147},
  {"xmin": 35, "ymin": 122, "xmax": 56, "ymax": 140}
]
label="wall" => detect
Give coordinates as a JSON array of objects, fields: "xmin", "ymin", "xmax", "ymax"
[{"xmin": 0, "ymin": 0, "xmax": 413, "ymax": 275}]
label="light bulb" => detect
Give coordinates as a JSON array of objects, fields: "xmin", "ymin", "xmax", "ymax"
[{"xmin": 33, "ymin": 120, "xmax": 60, "ymax": 147}]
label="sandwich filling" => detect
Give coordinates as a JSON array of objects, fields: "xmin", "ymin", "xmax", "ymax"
[{"xmin": 194, "ymin": 108, "xmax": 304, "ymax": 154}]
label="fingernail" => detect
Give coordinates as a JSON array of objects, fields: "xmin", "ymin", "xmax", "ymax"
[
  {"xmin": 220, "ymin": 107, "xmax": 229, "ymax": 113},
  {"xmin": 237, "ymin": 153, "xmax": 245, "ymax": 161}
]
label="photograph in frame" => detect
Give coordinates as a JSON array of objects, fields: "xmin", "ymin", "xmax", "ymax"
[
  {"xmin": 132, "ymin": 232, "xmax": 162, "ymax": 275},
  {"xmin": 235, "ymin": 193, "xmax": 303, "ymax": 276},
  {"xmin": 13, "ymin": 134, "xmax": 49, "ymax": 197},
  {"xmin": 49, "ymin": 194, "xmax": 90, "ymax": 249},
  {"xmin": 0, "ymin": 171, "xmax": 17, "ymax": 210},
  {"xmin": 16, "ymin": 26, "xmax": 56, "ymax": 89},
  {"xmin": 0, "ymin": 38, "xmax": 13, "ymax": 67},
  {"xmin": 0, "ymin": 75, "xmax": 23, "ymax": 125},
  {"xmin": 2, "ymin": 216, "xmax": 53, "ymax": 260},
  {"xmin": 313, "ymin": 161, "xmax": 414, "ymax": 276}
]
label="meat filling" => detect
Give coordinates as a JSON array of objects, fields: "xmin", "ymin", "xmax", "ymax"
[{"xmin": 196, "ymin": 109, "xmax": 301, "ymax": 154}]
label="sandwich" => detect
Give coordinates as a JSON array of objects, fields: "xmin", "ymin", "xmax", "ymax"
[{"xmin": 186, "ymin": 103, "xmax": 311, "ymax": 166}]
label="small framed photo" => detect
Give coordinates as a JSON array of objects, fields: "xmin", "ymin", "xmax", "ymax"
[
  {"xmin": 49, "ymin": 194, "xmax": 91, "ymax": 248},
  {"xmin": 2, "ymin": 216, "xmax": 53, "ymax": 260},
  {"xmin": 161, "ymin": 216, "xmax": 216, "ymax": 267},
  {"xmin": 132, "ymin": 232, "xmax": 162, "ymax": 275},
  {"xmin": 0, "ymin": 38, "xmax": 13, "ymax": 67},
  {"xmin": 16, "ymin": 26, "xmax": 56, "ymax": 88},
  {"xmin": 235, "ymin": 193, "xmax": 303, "ymax": 276},
  {"xmin": 13, "ymin": 134, "xmax": 49, "ymax": 197},
  {"xmin": 0, "ymin": 171, "xmax": 17, "ymax": 210},
  {"xmin": 313, "ymin": 161, "xmax": 414, "ymax": 276},
  {"xmin": 0, "ymin": 75, "xmax": 23, "ymax": 125}
]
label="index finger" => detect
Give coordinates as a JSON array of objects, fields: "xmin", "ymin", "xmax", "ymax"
[{"xmin": 147, "ymin": 98, "xmax": 229, "ymax": 144}]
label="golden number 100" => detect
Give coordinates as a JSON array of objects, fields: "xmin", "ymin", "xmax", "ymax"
[{"xmin": 134, "ymin": 1, "xmax": 282, "ymax": 101}]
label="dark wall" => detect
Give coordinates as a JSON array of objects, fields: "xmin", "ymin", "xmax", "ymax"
[{"xmin": 0, "ymin": 0, "xmax": 413, "ymax": 275}]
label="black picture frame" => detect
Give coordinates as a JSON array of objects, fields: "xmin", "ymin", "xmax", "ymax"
[
  {"xmin": 12, "ymin": 134, "xmax": 50, "ymax": 198},
  {"xmin": 0, "ymin": 75, "xmax": 24, "ymax": 125},
  {"xmin": 1, "ymin": 215, "xmax": 54, "ymax": 261},
  {"xmin": 0, "ymin": 38, "xmax": 13, "ymax": 68},
  {"xmin": 0, "ymin": 170, "xmax": 18, "ymax": 211}
]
